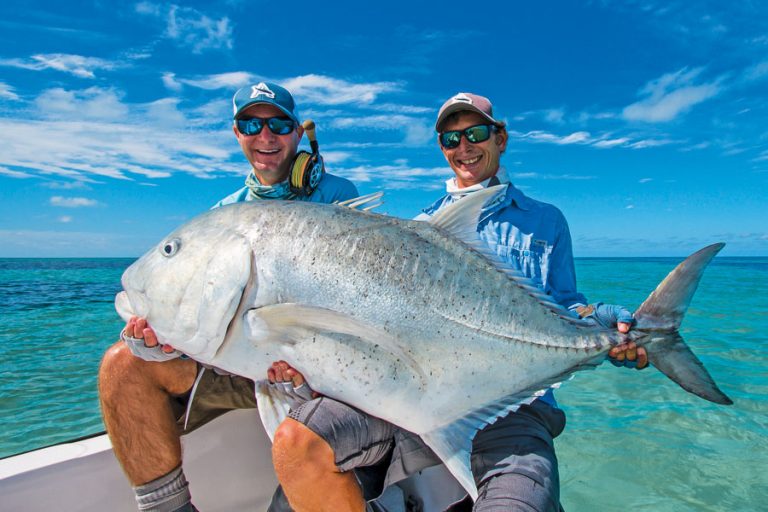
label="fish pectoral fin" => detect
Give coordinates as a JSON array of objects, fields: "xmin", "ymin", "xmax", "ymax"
[
  {"xmin": 254, "ymin": 379, "xmax": 293, "ymax": 442},
  {"xmin": 245, "ymin": 304, "xmax": 425, "ymax": 381}
]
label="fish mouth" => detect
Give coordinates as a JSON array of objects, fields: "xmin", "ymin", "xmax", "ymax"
[{"xmin": 115, "ymin": 290, "xmax": 147, "ymax": 322}]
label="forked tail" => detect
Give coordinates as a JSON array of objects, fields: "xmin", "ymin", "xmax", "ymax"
[{"xmin": 633, "ymin": 243, "xmax": 733, "ymax": 405}]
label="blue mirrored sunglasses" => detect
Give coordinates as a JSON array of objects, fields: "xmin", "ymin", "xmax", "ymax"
[
  {"xmin": 236, "ymin": 116, "xmax": 296, "ymax": 136},
  {"xmin": 439, "ymin": 124, "xmax": 495, "ymax": 149}
]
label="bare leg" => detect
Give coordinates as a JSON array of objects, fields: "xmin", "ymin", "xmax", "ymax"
[
  {"xmin": 98, "ymin": 341, "xmax": 198, "ymax": 485},
  {"xmin": 272, "ymin": 419, "xmax": 366, "ymax": 512}
]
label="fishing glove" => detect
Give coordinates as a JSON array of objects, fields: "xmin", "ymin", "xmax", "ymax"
[
  {"xmin": 574, "ymin": 302, "xmax": 634, "ymax": 328},
  {"xmin": 121, "ymin": 329, "xmax": 182, "ymax": 362},
  {"xmin": 271, "ymin": 381, "xmax": 316, "ymax": 411},
  {"xmin": 573, "ymin": 303, "xmax": 638, "ymax": 368}
]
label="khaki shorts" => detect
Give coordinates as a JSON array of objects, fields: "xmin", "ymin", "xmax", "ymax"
[{"xmin": 170, "ymin": 365, "xmax": 257, "ymax": 433}]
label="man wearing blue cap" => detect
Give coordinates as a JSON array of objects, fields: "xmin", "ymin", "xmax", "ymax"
[{"xmin": 98, "ymin": 82, "xmax": 357, "ymax": 512}]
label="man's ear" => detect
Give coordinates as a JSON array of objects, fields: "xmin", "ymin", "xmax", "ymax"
[{"xmin": 496, "ymin": 128, "xmax": 508, "ymax": 153}]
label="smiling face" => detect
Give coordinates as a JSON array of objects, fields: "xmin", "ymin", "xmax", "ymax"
[
  {"xmin": 439, "ymin": 111, "xmax": 508, "ymax": 188},
  {"xmin": 233, "ymin": 103, "xmax": 304, "ymax": 185}
]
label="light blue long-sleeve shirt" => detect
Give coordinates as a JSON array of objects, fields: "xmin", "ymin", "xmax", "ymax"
[{"xmin": 419, "ymin": 182, "xmax": 589, "ymax": 406}]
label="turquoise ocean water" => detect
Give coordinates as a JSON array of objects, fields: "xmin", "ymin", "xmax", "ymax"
[{"xmin": 1, "ymin": 256, "xmax": 766, "ymax": 511}]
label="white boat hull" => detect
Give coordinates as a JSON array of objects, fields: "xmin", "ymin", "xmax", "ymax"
[{"xmin": 0, "ymin": 410, "xmax": 463, "ymax": 511}]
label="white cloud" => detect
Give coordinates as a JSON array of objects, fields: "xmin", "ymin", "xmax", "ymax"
[
  {"xmin": 327, "ymin": 114, "xmax": 432, "ymax": 146},
  {"xmin": 146, "ymin": 97, "xmax": 186, "ymax": 127},
  {"xmin": 178, "ymin": 71, "xmax": 254, "ymax": 90},
  {"xmin": 512, "ymin": 130, "xmax": 592, "ymax": 145},
  {"xmin": 0, "ymin": 54, "xmax": 117, "ymax": 78},
  {"xmin": 628, "ymin": 138, "xmax": 675, "ymax": 149},
  {"xmin": 544, "ymin": 108, "xmax": 566, "ymax": 124},
  {"xmin": 283, "ymin": 74, "xmax": 400, "ymax": 106},
  {"xmin": 331, "ymin": 115, "xmax": 406, "ymax": 130},
  {"xmin": 626, "ymin": 204, "xmax": 635, "ymax": 209},
  {"xmin": 42, "ymin": 181, "xmax": 90, "ymax": 190},
  {"xmin": 593, "ymin": 137, "xmax": 629, "ymax": 148},
  {"xmin": 58, "ymin": 216, "xmax": 73, "ymax": 223},
  {"xmin": 639, "ymin": 178, "xmax": 653, "ymax": 183},
  {"xmin": 368, "ymin": 103, "xmax": 433, "ymax": 114},
  {"xmin": 0, "ymin": 82, "xmax": 20, "ymax": 100},
  {"xmin": 623, "ymin": 67, "xmax": 722, "ymax": 122},
  {"xmin": 137, "ymin": 3, "xmax": 233, "ymax": 54},
  {"xmin": 332, "ymin": 162, "xmax": 450, "ymax": 189},
  {"xmin": 35, "ymin": 87, "xmax": 129, "ymax": 120},
  {"xmin": 50, "ymin": 196, "xmax": 99, "ymax": 207},
  {"xmin": 0, "ymin": 86, "xmax": 238, "ymax": 183},
  {"xmin": 162, "ymin": 72, "xmax": 183, "ymax": 91},
  {"xmin": 320, "ymin": 151, "xmax": 354, "ymax": 164},
  {"xmin": 0, "ymin": 166, "xmax": 33, "ymax": 178},
  {"xmin": 172, "ymin": 73, "xmax": 404, "ymax": 116},
  {"xmin": 744, "ymin": 60, "xmax": 768, "ymax": 82},
  {"xmin": 512, "ymin": 172, "xmax": 596, "ymax": 181}
]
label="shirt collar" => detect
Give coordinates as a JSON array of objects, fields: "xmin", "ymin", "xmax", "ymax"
[
  {"xmin": 421, "ymin": 167, "xmax": 533, "ymax": 217},
  {"xmin": 445, "ymin": 166, "xmax": 510, "ymax": 198}
]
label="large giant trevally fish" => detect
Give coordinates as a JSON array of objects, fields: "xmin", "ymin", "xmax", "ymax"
[{"xmin": 115, "ymin": 186, "xmax": 731, "ymax": 499}]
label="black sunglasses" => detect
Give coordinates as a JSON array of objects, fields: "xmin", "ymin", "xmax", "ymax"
[
  {"xmin": 236, "ymin": 116, "xmax": 296, "ymax": 136},
  {"xmin": 439, "ymin": 124, "xmax": 496, "ymax": 149}
]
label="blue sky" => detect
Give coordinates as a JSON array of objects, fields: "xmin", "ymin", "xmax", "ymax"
[{"xmin": 0, "ymin": 1, "xmax": 766, "ymax": 257}]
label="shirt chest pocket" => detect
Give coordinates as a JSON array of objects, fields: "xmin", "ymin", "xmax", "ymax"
[{"xmin": 496, "ymin": 242, "xmax": 553, "ymax": 283}]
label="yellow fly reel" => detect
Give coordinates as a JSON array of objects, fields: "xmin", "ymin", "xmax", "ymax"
[{"xmin": 289, "ymin": 120, "xmax": 325, "ymax": 197}]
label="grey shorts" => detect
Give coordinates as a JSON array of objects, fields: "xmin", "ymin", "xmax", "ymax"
[
  {"xmin": 273, "ymin": 397, "xmax": 566, "ymax": 512},
  {"xmin": 170, "ymin": 366, "xmax": 257, "ymax": 433},
  {"xmin": 290, "ymin": 397, "xmax": 397, "ymax": 495}
]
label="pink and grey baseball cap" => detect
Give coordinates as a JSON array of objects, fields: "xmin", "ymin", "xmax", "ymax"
[{"xmin": 435, "ymin": 92, "xmax": 506, "ymax": 131}]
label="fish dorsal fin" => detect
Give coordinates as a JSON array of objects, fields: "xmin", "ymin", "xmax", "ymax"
[
  {"xmin": 427, "ymin": 185, "xmax": 505, "ymax": 243},
  {"xmin": 336, "ymin": 191, "xmax": 384, "ymax": 211},
  {"xmin": 427, "ymin": 185, "xmax": 579, "ymax": 322}
]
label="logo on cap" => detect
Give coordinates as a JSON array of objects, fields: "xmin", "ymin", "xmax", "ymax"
[
  {"xmin": 451, "ymin": 93, "xmax": 473, "ymax": 105},
  {"xmin": 250, "ymin": 82, "xmax": 275, "ymax": 99}
]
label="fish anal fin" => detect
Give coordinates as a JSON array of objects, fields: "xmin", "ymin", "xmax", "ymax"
[
  {"xmin": 421, "ymin": 421, "xmax": 479, "ymax": 501},
  {"xmin": 421, "ymin": 387, "xmax": 569, "ymax": 501}
]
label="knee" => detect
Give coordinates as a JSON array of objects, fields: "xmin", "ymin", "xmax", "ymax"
[
  {"xmin": 98, "ymin": 341, "xmax": 149, "ymax": 399},
  {"xmin": 272, "ymin": 419, "xmax": 335, "ymax": 479}
]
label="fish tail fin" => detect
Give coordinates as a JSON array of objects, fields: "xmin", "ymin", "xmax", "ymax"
[{"xmin": 633, "ymin": 243, "xmax": 732, "ymax": 405}]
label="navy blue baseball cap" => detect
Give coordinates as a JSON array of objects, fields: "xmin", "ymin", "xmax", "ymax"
[{"xmin": 232, "ymin": 82, "xmax": 300, "ymax": 123}]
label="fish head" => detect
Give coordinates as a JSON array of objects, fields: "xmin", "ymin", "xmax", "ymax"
[{"xmin": 115, "ymin": 209, "xmax": 253, "ymax": 360}]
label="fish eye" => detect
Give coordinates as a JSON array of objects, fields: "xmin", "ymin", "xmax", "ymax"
[{"xmin": 161, "ymin": 238, "xmax": 181, "ymax": 257}]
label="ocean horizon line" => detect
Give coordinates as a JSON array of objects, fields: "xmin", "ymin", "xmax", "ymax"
[{"xmin": 1, "ymin": 255, "xmax": 766, "ymax": 260}]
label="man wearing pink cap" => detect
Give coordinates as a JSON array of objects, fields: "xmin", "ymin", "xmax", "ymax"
[{"xmin": 269, "ymin": 92, "xmax": 645, "ymax": 511}]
